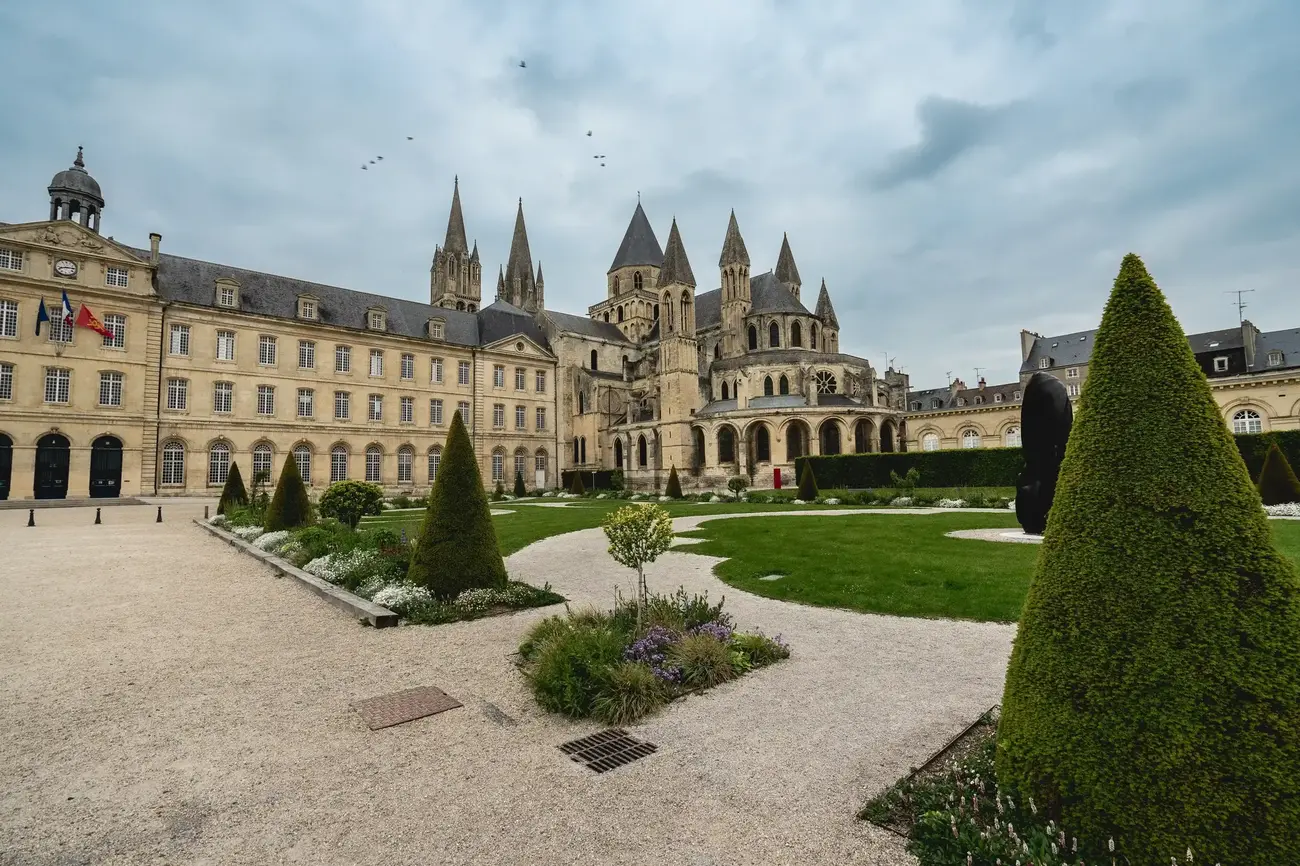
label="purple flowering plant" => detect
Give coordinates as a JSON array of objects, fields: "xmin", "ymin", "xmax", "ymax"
[
  {"xmin": 623, "ymin": 625, "xmax": 684, "ymax": 683},
  {"xmin": 688, "ymin": 620, "xmax": 733, "ymax": 642}
]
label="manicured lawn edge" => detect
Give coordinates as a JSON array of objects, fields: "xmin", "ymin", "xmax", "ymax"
[{"xmin": 194, "ymin": 518, "xmax": 399, "ymax": 627}]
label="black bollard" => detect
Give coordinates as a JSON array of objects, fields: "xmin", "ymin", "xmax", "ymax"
[
  {"xmin": 27, "ymin": 508, "xmax": 35, "ymax": 527},
  {"xmin": 156, "ymin": 505, "xmax": 163, "ymax": 523},
  {"xmin": 204, "ymin": 505, "xmax": 210, "ymax": 520},
  {"xmin": 95, "ymin": 507, "xmax": 101, "ymax": 525}
]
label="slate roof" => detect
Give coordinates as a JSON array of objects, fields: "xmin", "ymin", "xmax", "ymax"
[
  {"xmin": 694, "ymin": 271, "xmax": 812, "ymax": 332},
  {"xmin": 907, "ymin": 380, "xmax": 1022, "ymax": 412},
  {"xmin": 749, "ymin": 394, "xmax": 807, "ymax": 409},
  {"xmin": 478, "ymin": 299, "xmax": 549, "ymax": 347},
  {"xmin": 696, "ymin": 399, "xmax": 738, "ymax": 416},
  {"xmin": 543, "ymin": 309, "xmax": 632, "ymax": 343},
  {"xmin": 710, "ymin": 348, "xmax": 872, "ymax": 373},
  {"xmin": 1253, "ymin": 328, "xmax": 1300, "ymax": 372},
  {"xmin": 1189, "ymin": 327, "xmax": 1244, "ymax": 352},
  {"xmin": 1022, "ymin": 325, "xmax": 1254, "ymax": 374},
  {"xmin": 608, "ymin": 202, "xmax": 664, "ymax": 272}
]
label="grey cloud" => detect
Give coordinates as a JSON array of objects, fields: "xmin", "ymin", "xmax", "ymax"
[{"xmin": 869, "ymin": 97, "xmax": 1018, "ymax": 191}]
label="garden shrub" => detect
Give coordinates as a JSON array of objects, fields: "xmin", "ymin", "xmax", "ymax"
[
  {"xmin": 665, "ymin": 465, "xmax": 683, "ymax": 499},
  {"xmin": 318, "ymin": 480, "xmax": 384, "ymax": 528},
  {"xmin": 731, "ymin": 632, "xmax": 790, "ymax": 667},
  {"xmin": 796, "ymin": 460, "xmax": 819, "ymax": 501},
  {"xmin": 997, "ymin": 253, "xmax": 1300, "ymax": 865},
  {"xmin": 669, "ymin": 632, "xmax": 736, "ymax": 688},
  {"xmin": 602, "ymin": 505, "xmax": 675, "ymax": 624},
  {"xmin": 263, "ymin": 454, "xmax": 311, "ymax": 531},
  {"xmin": 727, "ymin": 475, "xmax": 749, "ymax": 500},
  {"xmin": 526, "ymin": 625, "xmax": 627, "ymax": 717},
  {"xmin": 1257, "ymin": 442, "xmax": 1300, "ymax": 505},
  {"xmin": 569, "ymin": 471, "xmax": 586, "ymax": 495},
  {"xmin": 217, "ymin": 462, "xmax": 249, "ymax": 515},
  {"xmin": 513, "ymin": 471, "xmax": 527, "ymax": 498},
  {"xmin": 407, "ymin": 412, "xmax": 508, "ymax": 598},
  {"xmin": 590, "ymin": 662, "xmax": 668, "ymax": 725}
]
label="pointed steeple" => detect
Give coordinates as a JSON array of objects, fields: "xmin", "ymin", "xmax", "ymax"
[
  {"xmin": 774, "ymin": 233, "xmax": 801, "ymax": 286},
  {"xmin": 718, "ymin": 209, "xmax": 750, "ymax": 268},
  {"xmin": 536, "ymin": 261, "xmax": 544, "ymax": 284},
  {"xmin": 815, "ymin": 278, "xmax": 839, "ymax": 328},
  {"xmin": 496, "ymin": 265, "xmax": 505, "ymax": 294},
  {"xmin": 503, "ymin": 198, "xmax": 534, "ymax": 284},
  {"xmin": 658, "ymin": 219, "xmax": 696, "ymax": 288},
  {"xmin": 470, "ymin": 240, "xmax": 479, "ymax": 263},
  {"xmin": 443, "ymin": 176, "xmax": 469, "ymax": 254},
  {"xmin": 609, "ymin": 201, "xmax": 664, "ymax": 272}
]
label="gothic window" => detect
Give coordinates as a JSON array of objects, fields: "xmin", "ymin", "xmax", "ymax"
[
  {"xmin": 577, "ymin": 391, "xmax": 585, "ymax": 414},
  {"xmin": 748, "ymin": 325, "xmax": 758, "ymax": 351},
  {"xmin": 613, "ymin": 275, "xmax": 620, "ymax": 293},
  {"xmin": 721, "ymin": 381, "xmax": 729, "ymax": 401},
  {"xmin": 717, "ymin": 427, "xmax": 736, "ymax": 464},
  {"xmin": 662, "ymin": 293, "xmax": 673, "ymax": 331},
  {"xmin": 617, "ymin": 305, "xmax": 624, "ymax": 322},
  {"xmin": 763, "ymin": 376, "xmax": 773, "ymax": 396},
  {"xmin": 634, "ymin": 271, "xmax": 643, "ymax": 291},
  {"xmin": 580, "ymin": 436, "xmax": 587, "ymax": 464},
  {"xmin": 791, "ymin": 321, "xmax": 802, "ymax": 347},
  {"xmin": 814, "ymin": 370, "xmax": 837, "ymax": 394},
  {"xmin": 811, "ymin": 323, "xmax": 818, "ymax": 350},
  {"xmin": 714, "ymin": 343, "xmax": 721, "ymax": 360},
  {"xmin": 755, "ymin": 425, "xmax": 771, "ymax": 462},
  {"xmin": 769, "ymin": 322, "xmax": 780, "ymax": 348},
  {"xmin": 653, "ymin": 304, "xmax": 660, "ymax": 320},
  {"xmin": 590, "ymin": 349, "xmax": 598, "ymax": 370},
  {"xmin": 604, "ymin": 312, "xmax": 609, "ymax": 322},
  {"xmin": 638, "ymin": 435, "xmax": 648, "ymax": 467},
  {"xmin": 614, "ymin": 438, "xmax": 623, "ymax": 468},
  {"xmin": 779, "ymin": 375, "xmax": 789, "ymax": 395}
]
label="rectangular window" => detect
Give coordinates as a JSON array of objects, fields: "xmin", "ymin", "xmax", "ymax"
[
  {"xmin": 0, "ymin": 248, "xmax": 23, "ymax": 271},
  {"xmin": 430, "ymin": 398, "xmax": 444, "ymax": 425},
  {"xmin": 1066, "ymin": 367, "xmax": 1079, "ymax": 378},
  {"xmin": 458, "ymin": 361, "xmax": 471, "ymax": 385},
  {"xmin": 45, "ymin": 368, "xmax": 71, "ymax": 403},
  {"xmin": 400, "ymin": 353, "xmax": 414, "ymax": 380},
  {"xmin": 491, "ymin": 452, "xmax": 504, "ymax": 483},
  {"xmin": 427, "ymin": 449, "xmax": 441, "ymax": 482},
  {"xmin": 1213, "ymin": 356, "xmax": 1229, "ymax": 372},
  {"xmin": 49, "ymin": 312, "xmax": 73, "ymax": 343},
  {"xmin": 1038, "ymin": 358, "xmax": 1049, "ymax": 369},
  {"xmin": 105, "ymin": 267, "xmax": 128, "ymax": 288},
  {"xmin": 298, "ymin": 388, "xmax": 314, "ymax": 418},
  {"xmin": 515, "ymin": 405, "xmax": 526, "ymax": 430},
  {"xmin": 1068, "ymin": 383, "xmax": 1080, "ymax": 397},
  {"xmin": 331, "ymin": 449, "xmax": 348, "ymax": 482},
  {"xmin": 370, "ymin": 349, "xmax": 383, "ymax": 377},
  {"xmin": 400, "ymin": 396, "xmax": 414, "ymax": 423},
  {"xmin": 397, "ymin": 449, "xmax": 412, "ymax": 484},
  {"xmin": 258, "ymin": 335, "xmax": 277, "ymax": 366},
  {"xmin": 102, "ymin": 314, "xmax": 126, "ymax": 349},
  {"xmin": 432, "ymin": 357, "xmax": 444, "ymax": 383},
  {"xmin": 493, "ymin": 365, "xmax": 505, "ymax": 388},
  {"xmin": 0, "ymin": 363, "xmax": 12, "ymax": 400},
  {"xmin": 994, "ymin": 393, "xmax": 1003, "ymax": 403},
  {"xmin": 365, "ymin": 449, "xmax": 381, "ymax": 482},
  {"xmin": 98, "ymin": 371, "xmax": 123, "ymax": 407},
  {"xmin": 169, "ymin": 323, "xmax": 190, "ymax": 355},
  {"xmin": 493, "ymin": 403, "xmax": 505, "ymax": 428},
  {"xmin": 1014, "ymin": 390, "xmax": 1022, "ymax": 400},
  {"xmin": 430, "ymin": 320, "xmax": 444, "ymax": 339},
  {"xmin": 298, "ymin": 340, "xmax": 316, "ymax": 369},
  {"xmin": 213, "ymin": 381, "xmax": 233, "ymax": 413},
  {"xmin": 535, "ymin": 370, "xmax": 546, "ymax": 393},
  {"xmin": 299, "ymin": 299, "xmax": 316, "ymax": 320},
  {"xmin": 257, "ymin": 385, "xmax": 275, "ymax": 415},
  {"xmin": 457, "ymin": 401, "xmax": 470, "ymax": 423},
  {"xmin": 218, "ymin": 285, "xmax": 236, "ymax": 307},
  {"xmin": 335, "ymin": 345, "xmax": 351, "ymax": 372},
  {"xmin": 334, "ymin": 390, "xmax": 350, "ymax": 420},
  {"xmin": 0, "ymin": 299, "xmax": 16, "ymax": 337},
  {"xmin": 369, "ymin": 311, "xmax": 384, "ymax": 331},
  {"xmin": 515, "ymin": 367, "xmax": 526, "ymax": 390},
  {"xmin": 166, "ymin": 377, "xmax": 187, "ymax": 410},
  {"xmin": 216, "ymin": 329, "xmax": 236, "ymax": 361},
  {"xmin": 368, "ymin": 394, "xmax": 383, "ymax": 421},
  {"xmin": 514, "ymin": 453, "xmax": 527, "ymax": 484},
  {"xmin": 536, "ymin": 407, "xmax": 546, "ymax": 431},
  {"xmin": 1268, "ymin": 351, "xmax": 1283, "ymax": 366}
]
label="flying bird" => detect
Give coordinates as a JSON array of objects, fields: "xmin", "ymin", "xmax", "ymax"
[
  {"xmin": 586, "ymin": 131, "xmax": 592, "ymax": 136},
  {"xmin": 361, "ymin": 165, "xmax": 368, "ymax": 170},
  {"xmin": 407, "ymin": 136, "xmax": 414, "ymax": 140},
  {"xmin": 376, "ymin": 156, "xmax": 383, "ymax": 161},
  {"xmin": 519, "ymin": 60, "xmax": 526, "ymax": 68}
]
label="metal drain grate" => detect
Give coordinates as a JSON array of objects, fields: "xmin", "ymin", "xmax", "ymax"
[
  {"xmin": 351, "ymin": 685, "xmax": 462, "ymax": 730},
  {"xmin": 559, "ymin": 728, "xmax": 657, "ymax": 773}
]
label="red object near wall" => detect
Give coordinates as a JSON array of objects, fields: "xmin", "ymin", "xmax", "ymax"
[{"xmin": 773, "ymin": 467, "xmax": 782, "ymax": 489}]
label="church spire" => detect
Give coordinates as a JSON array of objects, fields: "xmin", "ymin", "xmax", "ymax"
[
  {"xmin": 815, "ymin": 278, "xmax": 839, "ymax": 328},
  {"xmin": 658, "ymin": 218, "xmax": 696, "ymax": 288},
  {"xmin": 775, "ymin": 233, "xmax": 801, "ymax": 287},
  {"xmin": 608, "ymin": 201, "xmax": 664, "ymax": 272},
  {"xmin": 499, "ymin": 199, "xmax": 540, "ymax": 312},
  {"xmin": 443, "ymin": 176, "xmax": 468, "ymax": 254},
  {"xmin": 717, "ymin": 209, "xmax": 750, "ymax": 268}
]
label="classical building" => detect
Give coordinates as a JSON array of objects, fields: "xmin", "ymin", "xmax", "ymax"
[
  {"xmin": 0, "ymin": 150, "xmax": 909, "ymax": 500},
  {"xmin": 904, "ymin": 321, "xmax": 1300, "ymax": 451}
]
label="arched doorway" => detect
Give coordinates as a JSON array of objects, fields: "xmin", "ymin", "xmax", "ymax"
[
  {"xmin": 0, "ymin": 433, "xmax": 11, "ymax": 500},
  {"xmin": 880, "ymin": 420, "xmax": 896, "ymax": 453},
  {"xmin": 34, "ymin": 433, "xmax": 71, "ymax": 500},
  {"xmin": 89, "ymin": 435, "xmax": 123, "ymax": 498},
  {"xmin": 819, "ymin": 420, "xmax": 842, "ymax": 455},
  {"xmin": 854, "ymin": 419, "xmax": 875, "ymax": 453},
  {"xmin": 691, "ymin": 427, "xmax": 706, "ymax": 474}
]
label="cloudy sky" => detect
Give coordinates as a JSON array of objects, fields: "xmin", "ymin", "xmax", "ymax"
[{"xmin": 2, "ymin": 0, "xmax": 1296, "ymax": 388}]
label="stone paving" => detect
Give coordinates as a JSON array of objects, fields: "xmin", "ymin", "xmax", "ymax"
[{"xmin": 0, "ymin": 500, "xmax": 1015, "ymax": 866}]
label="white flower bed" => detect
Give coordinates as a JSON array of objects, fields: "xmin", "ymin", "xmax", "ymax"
[
  {"xmin": 231, "ymin": 525, "xmax": 265, "ymax": 541},
  {"xmin": 1008, "ymin": 498, "xmax": 1017, "ymax": 511},
  {"xmin": 252, "ymin": 530, "xmax": 291, "ymax": 552},
  {"xmin": 935, "ymin": 498, "xmax": 967, "ymax": 509},
  {"xmin": 371, "ymin": 582, "xmax": 435, "ymax": 615},
  {"xmin": 209, "ymin": 514, "xmax": 229, "ymax": 527},
  {"xmin": 1265, "ymin": 502, "xmax": 1300, "ymax": 517},
  {"xmin": 792, "ymin": 498, "xmax": 807, "ymax": 505},
  {"xmin": 542, "ymin": 491, "xmax": 556, "ymax": 498},
  {"xmin": 708, "ymin": 495, "xmax": 723, "ymax": 503},
  {"xmin": 890, "ymin": 496, "xmax": 913, "ymax": 507},
  {"xmin": 658, "ymin": 495, "xmax": 671, "ymax": 502},
  {"xmin": 596, "ymin": 493, "xmax": 608, "ymax": 499},
  {"xmin": 823, "ymin": 497, "xmax": 841, "ymax": 505}
]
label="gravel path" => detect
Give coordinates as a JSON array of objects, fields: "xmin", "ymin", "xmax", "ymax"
[{"xmin": 0, "ymin": 502, "xmax": 1014, "ymax": 866}]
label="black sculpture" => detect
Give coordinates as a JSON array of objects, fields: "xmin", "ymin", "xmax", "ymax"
[{"xmin": 1015, "ymin": 372, "xmax": 1074, "ymax": 535}]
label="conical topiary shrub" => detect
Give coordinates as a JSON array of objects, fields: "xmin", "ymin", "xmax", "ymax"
[
  {"xmin": 996, "ymin": 253, "xmax": 1300, "ymax": 865},
  {"xmin": 217, "ymin": 461, "xmax": 248, "ymax": 515},
  {"xmin": 569, "ymin": 470, "xmax": 586, "ymax": 495},
  {"xmin": 263, "ymin": 454, "xmax": 311, "ymax": 531},
  {"xmin": 665, "ymin": 465, "xmax": 683, "ymax": 499},
  {"xmin": 1258, "ymin": 442, "xmax": 1300, "ymax": 505},
  {"xmin": 796, "ymin": 460, "xmax": 818, "ymax": 500},
  {"xmin": 407, "ymin": 411, "xmax": 507, "ymax": 598},
  {"xmin": 514, "ymin": 471, "xmax": 527, "ymax": 498}
]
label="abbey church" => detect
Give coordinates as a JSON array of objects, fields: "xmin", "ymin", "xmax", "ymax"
[{"xmin": 0, "ymin": 150, "xmax": 910, "ymax": 500}]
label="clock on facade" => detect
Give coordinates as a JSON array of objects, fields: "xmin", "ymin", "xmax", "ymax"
[{"xmin": 54, "ymin": 259, "xmax": 78, "ymax": 277}]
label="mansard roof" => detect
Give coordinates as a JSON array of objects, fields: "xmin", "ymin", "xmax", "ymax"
[{"xmin": 608, "ymin": 202, "xmax": 664, "ymax": 272}]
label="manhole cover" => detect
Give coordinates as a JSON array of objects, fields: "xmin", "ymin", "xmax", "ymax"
[
  {"xmin": 559, "ymin": 728, "xmax": 657, "ymax": 773},
  {"xmin": 351, "ymin": 685, "xmax": 462, "ymax": 730}
]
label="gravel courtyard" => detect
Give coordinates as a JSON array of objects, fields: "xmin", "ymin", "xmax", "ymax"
[{"xmin": 0, "ymin": 502, "xmax": 1014, "ymax": 866}]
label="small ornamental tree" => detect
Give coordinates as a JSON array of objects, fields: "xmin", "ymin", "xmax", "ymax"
[
  {"xmin": 217, "ymin": 462, "xmax": 249, "ymax": 515},
  {"xmin": 569, "ymin": 470, "xmax": 586, "ymax": 495},
  {"xmin": 513, "ymin": 471, "xmax": 527, "ymax": 498},
  {"xmin": 318, "ymin": 480, "xmax": 384, "ymax": 529},
  {"xmin": 889, "ymin": 467, "xmax": 920, "ymax": 494},
  {"xmin": 796, "ymin": 460, "xmax": 819, "ymax": 501},
  {"xmin": 727, "ymin": 475, "xmax": 749, "ymax": 500},
  {"xmin": 602, "ymin": 504, "xmax": 674, "ymax": 630},
  {"xmin": 407, "ymin": 412, "xmax": 507, "ymax": 598},
  {"xmin": 665, "ymin": 465, "xmax": 683, "ymax": 499},
  {"xmin": 263, "ymin": 454, "xmax": 311, "ymax": 531},
  {"xmin": 997, "ymin": 253, "xmax": 1300, "ymax": 865},
  {"xmin": 1258, "ymin": 442, "xmax": 1300, "ymax": 505}
]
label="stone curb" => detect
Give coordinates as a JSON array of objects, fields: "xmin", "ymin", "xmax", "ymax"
[{"xmin": 192, "ymin": 519, "xmax": 400, "ymax": 628}]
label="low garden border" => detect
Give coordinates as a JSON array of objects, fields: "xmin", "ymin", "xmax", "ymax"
[{"xmin": 194, "ymin": 518, "xmax": 399, "ymax": 628}]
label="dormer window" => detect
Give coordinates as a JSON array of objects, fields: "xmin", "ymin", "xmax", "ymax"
[
  {"xmin": 1013, "ymin": 390, "xmax": 1022, "ymax": 400},
  {"xmin": 298, "ymin": 296, "xmax": 318, "ymax": 320},
  {"xmin": 974, "ymin": 395, "xmax": 984, "ymax": 405},
  {"xmin": 994, "ymin": 393, "xmax": 1003, "ymax": 403},
  {"xmin": 1038, "ymin": 358, "xmax": 1049, "ymax": 369},
  {"xmin": 931, "ymin": 399, "xmax": 941, "ymax": 409},
  {"xmin": 215, "ymin": 279, "xmax": 239, "ymax": 309},
  {"xmin": 1213, "ymin": 356, "xmax": 1229, "ymax": 372},
  {"xmin": 957, "ymin": 398, "xmax": 966, "ymax": 407},
  {"xmin": 367, "ymin": 309, "xmax": 386, "ymax": 331},
  {"xmin": 1268, "ymin": 350, "xmax": 1283, "ymax": 366},
  {"xmin": 428, "ymin": 318, "xmax": 445, "ymax": 340}
]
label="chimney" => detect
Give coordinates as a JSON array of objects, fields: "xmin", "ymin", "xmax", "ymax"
[
  {"xmin": 149, "ymin": 232, "xmax": 161, "ymax": 264},
  {"xmin": 1019, "ymin": 329, "xmax": 1038, "ymax": 362},
  {"xmin": 1242, "ymin": 319, "xmax": 1259, "ymax": 368},
  {"xmin": 978, "ymin": 377, "xmax": 986, "ymax": 389}
]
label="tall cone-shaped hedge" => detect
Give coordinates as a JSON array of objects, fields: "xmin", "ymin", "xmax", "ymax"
[
  {"xmin": 997, "ymin": 254, "xmax": 1300, "ymax": 864},
  {"xmin": 1258, "ymin": 442, "xmax": 1300, "ymax": 505},
  {"xmin": 263, "ymin": 453, "xmax": 310, "ymax": 530},
  {"xmin": 665, "ymin": 465, "xmax": 683, "ymax": 499},
  {"xmin": 217, "ymin": 461, "xmax": 248, "ymax": 515},
  {"xmin": 796, "ymin": 460, "xmax": 818, "ymax": 500},
  {"xmin": 408, "ymin": 411, "xmax": 507, "ymax": 598}
]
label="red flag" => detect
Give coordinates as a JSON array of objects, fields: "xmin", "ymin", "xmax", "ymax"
[{"xmin": 76, "ymin": 303, "xmax": 113, "ymax": 339}]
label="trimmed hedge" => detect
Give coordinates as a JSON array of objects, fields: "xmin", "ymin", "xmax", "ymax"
[
  {"xmin": 1258, "ymin": 442, "xmax": 1300, "ymax": 505},
  {"xmin": 996, "ymin": 253, "xmax": 1300, "ymax": 864},
  {"xmin": 561, "ymin": 469, "xmax": 616, "ymax": 492},
  {"xmin": 217, "ymin": 462, "xmax": 248, "ymax": 515},
  {"xmin": 796, "ymin": 460, "xmax": 819, "ymax": 500},
  {"xmin": 263, "ymin": 454, "xmax": 311, "ymax": 531},
  {"xmin": 665, "ymin": 465, "xmax": 683, "ymax": 499}
]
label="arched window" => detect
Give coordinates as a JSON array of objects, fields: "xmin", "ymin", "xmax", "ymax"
[
  {"xmin": 961, "ymin": 429, "xmax": 981, "ymax": 449},
  {"xmin": 614, "ymin": 438, "xmax": 624, "ymax": 468},
  {"xmin": 721, "ymin": 381, "xmax": 730, "ymax": 401},
  {"xmin": 617, "ymin": 305, "xmax": 624, "ymax": 322},
  {"xmin": 1004, "ymin": 426, "xmax": 1021, "ymax": 447},
  {"xmin": 638, "ymin": 435, "xmax": 648, "ymax": 467},
  {"xmin": 764, "ymin": 376, "xmax": 773, "ymax": 396},
  {"xmin": 491, "ymin": 448, "xmax": 505, "ymax": 483},
  {"xmin": 580, "ymin": 436, "xmax": 587, "ymax": 464},
  {"xmin": 534, "ymin": 449, "xmax": 547, "ymax": 484},
  {"xmin": 718, "ymin": 427, "xmax": 736, "ymax": 464},
  {"xmin": 1232, "ymin": 409, "xmax": 1262, "ymax": 434},
  {"xmin": 791, "ymin": 321, "xmax": 802, "ymax": 347},
  {"xmin": 681, "ymin": 290, "xmax": 692, "ymax": 329},
  {"xmin": 662, "ymin": 293, "xmax": 673, "ymax": 331},
  {"xmin": 427, "ymin": 446, "xmax": 441, "ymax": 483},
  {"xmin": 365, "ymin": 445, "xmax": 382, "ymax": 482},
  {"xmin": 162, "ymin": 441, "xmax": 185, "ymax": 485},
  {"xmin": 769, "ymin": 322, "xmax": 780, "ymax": 348},
  {"xmin": 613, "ymin": 275, "xmax": 620, "ymax": 293},
  {"xmin": 811, "ymin": 323, "xmax": 818, "ymax": 350},
  {"xmin": 785, "ymin": 424, "xmax": 805, "ymax": 461},
  {"xmin": 253, "ymin": 443, "xmax": 273, "ymax": 482},
  {"xmin": 653, "ymin": 303, "xmax": 660, "ymax": 321},
  {"xmin": 208, "ymin": 442, "xmax": 231, "ymax": 485},
  {"xmin": 331, "ymin": 445, "xmax": 349, "ymax": 482},
  {"xmin": 779, "ymin": 375, "xmax": 789, "ymax": 395},
  {"xmin": 603, "ymin": 312, "xmax": 609, "ymax": 322},
  {"xmin": 922, "ymin": 433, "xmax": 940, "ymax": 452},
  {"xmin": 294, "ymin": 444, "xmax": 311, "ymax": 483},
  {"xmin": 634, "ymin": 271, "xmax": 643, "ymax": 291},
  {"xmin": 577, "ymin": 392, "xmax": 585, "ymax": 414},
  {"xmin": 514, "ymin": 449, "xmax": 528, "ymax": 484},
  {"xmin": 590, "ymin": 349, "xmax": 598, "ymax": 370},
  {"xmin": 714, "ymin": 343, "xmax": 721, "ymax": 360},
  {"xmin": 748, "ymin": 325, "xmax": 758, "ymax": 351},
  {"xmin": 397, "ymin": 446, "xmax": 413, "ymax": 484},
  {"xmin": 755, "ymin": 425, "xmax": 771, "ymax": 462},
  {"xmin": 573, "ymin": 438, "xmax": 581, "ymax": 464}
]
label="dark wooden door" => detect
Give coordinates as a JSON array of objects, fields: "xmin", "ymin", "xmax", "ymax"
[
  {"xmin": 0, "ymin": 434, "xmax": 11, "ymax": 501},
  {"xmin": 34, "ymin": 433, "xmax": 70, "ymax": 500},
  {"xmin": 89, "ymin": 435, "xmax": 123, "ymax": 499}
]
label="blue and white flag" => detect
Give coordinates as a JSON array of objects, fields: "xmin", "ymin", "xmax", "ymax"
[
  {"xmin": 36, "ymin": 298, "xmax": 50, "ymax": 335},
  {"xmin": 60, "ymin": 291, "xmax": 75, "ymax": 328}
]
